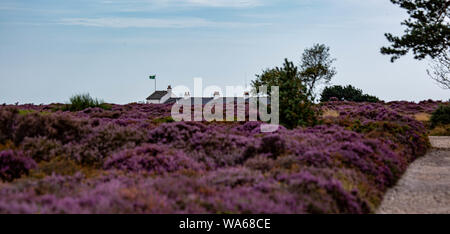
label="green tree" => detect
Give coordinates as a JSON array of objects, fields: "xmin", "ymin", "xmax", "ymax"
[
  {"xmin": 381, "ymin": 0, "xmax": 449, "ymax": 62},
  {"xmin": 320, "ymin": 85, "xmax": 380, "ymax": 103},
  {"xmin": 251, "ymin": 68, "xmax": 283, "ymax": 95},
  {"xmin": 299, "ymin": 44, "xmax": 337, "ymax": 100},
  {"xmin": 252, "ymin": 59, "xmax": 317, "ymax": 129}
]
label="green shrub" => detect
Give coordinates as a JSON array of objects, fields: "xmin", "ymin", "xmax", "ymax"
[
  {"xmin": 18, "ymin": 109, "xmax": 36, "ymax": 115},
  {"xmin": 63, "ymin": 93, "xmax": 111, "ymax": 112},
  {"xmin": 152, "ymin": 116, "xmax": 175, "ymax": 124},
  {"xmin": 430, "ymin": 104, "xmax": 450, "ymax": 128},
  {"xmin": 320, "ymin": 85, "xmax": 380, "ymax": 103}
]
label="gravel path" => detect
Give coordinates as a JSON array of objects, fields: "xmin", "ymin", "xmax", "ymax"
[{"xmin": 377, "ymin": 136, "xmax": 450, "ymax": 214}]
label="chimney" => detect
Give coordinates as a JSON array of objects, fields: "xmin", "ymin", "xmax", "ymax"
[
  {"xmin": 213, "ymin": 91, "xmax": 220, "ymax": 99},
  {"xmin": 167, "ymin": 85, "xmax": 173, "ymax": 97}
]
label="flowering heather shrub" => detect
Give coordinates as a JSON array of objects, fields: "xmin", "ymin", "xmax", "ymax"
[
  {"xmin": 0, "ymin": 150, "xmax": 36, "ymax": 182},
  {"xmin": 259, "ymin": 135, "xmax": 286, "ymax": 159},
  {"xmin": 188, "ymin": 132, "xmax": 259, "ymax": 168},
  {"xmin": 276, "ymin": 171, "xmax": 371, "ymax": 213},
  {"xmin": 30, "ymin": 156, "xmax": 89, "ymax": 178},
  {"xmin": 83, "ymin": 124, "xmax": 146, "ymax": 157},
  {"xmin": 0, "ymin": 102, "xmax": 431, "ymax": 213},
  {"xmin": 319, "ymin": 102, "xmax": 430, "ymax": 156},
  {"xmin": 233, "ymin": 121, "xmax": 262, "ymax": 134},
  {"xmin": 63, "ymin": 143, "xmax": 102, "ymax": 167},
  {"xmin": 348, "ymin": 120, "xmax": 429, "ymax": 161},
  {"xmin": 244, "ymin": 155, "xmax": 275, "ymax": 172},
  {"xmin": 0, "ymin": 109, "xmax": 91, "ymax": 145},
  {"xmin": 0, "ymin": 173, "xmax": 175, "ymax": 214},
  {"xmin": 322, "ymin": 99, "xmax": 446, "ymax": 117},
  {"xmin": 387, "ymin": 100, "xmax": 443, "ymax": 115},
  {"xmin": 148, "ymin": 122, "xmax": 208, "ymax": 145},
  {"xmin": 278, "ymin": 125, "xmax": 407, "ymax": 190},
  {"xmin": 104, "ymin": 144, "xmax": 203, "ymax": 174},
  {"xmin": 21, "ymin": 137, "xmax": 64, "ymax": 162},
  {"xmin": 59, "ymin": 124, "xmax": 147, "ymax": 167},
  {"xmin": 0, "ymin": 168, "xmax": 370, "ymax": 214}
]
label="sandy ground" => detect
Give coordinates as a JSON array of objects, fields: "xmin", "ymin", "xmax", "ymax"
[{"xmin": 377, "ymin": 136, "xmax": 450, "ymax": 214}]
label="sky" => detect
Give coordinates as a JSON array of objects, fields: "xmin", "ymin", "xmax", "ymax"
[{"xmin": 0, "ymin": 0, "xmax": 449, "ymax": 104}]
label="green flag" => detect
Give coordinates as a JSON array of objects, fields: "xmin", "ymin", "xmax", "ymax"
[{"xmin": 149, "ymin": 75, "xmax": 156, "ymax": 80}]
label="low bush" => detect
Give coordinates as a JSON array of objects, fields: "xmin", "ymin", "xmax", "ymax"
[
  {"xmin": 430, "ymin": 104, "xmax": 450, "ymax": 128},
  {"xmin": 320, "ymin": 85, "xmax": 380, "ymax": 103},
  {"xmin": 63, "ymin": 94, "xmax": 111, "ymax": 112},
  {"xmin": 152, "ymin": 116, "xmax": 175, "ymax": 124}
]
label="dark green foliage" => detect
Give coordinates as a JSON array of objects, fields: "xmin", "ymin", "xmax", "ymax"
[
  {"xmin": 320, "ymin": 85, "xmax": 380, "ymax": 103},
  {"xmin": 430, "ymin": 104, "xmax": 450, "ymax": 127},
  {"xmin": 253, "ymin": 59, "xmax": 318, "ymax": 129},
  {"xmin": 381, "ymin": 0, "xmax": 450, "ymax": 62},
  {"xmin": 251, "ymin": 68, "xmax": 283, "ymax": 96},
  {"xmin": 152, "ymin": 116, "xmax": 175, "ymax": 124},
  {"xmin": 63, "ymin": 94, "xmax": 111, "ymax": 112},
  {"xmin": 252, "ymin": 43, "xmax": 337, "ymax": 102},
  {"xmin": 300, "ymin": 44, "xmax": 337, "ymax": 99}
]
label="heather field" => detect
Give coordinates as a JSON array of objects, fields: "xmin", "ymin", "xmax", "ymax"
[{"xmin": 0, "ymin": 100, "xmax": 446, "ymax": 214}]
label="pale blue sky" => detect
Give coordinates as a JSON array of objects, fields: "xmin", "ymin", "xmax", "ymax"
[{"xmin": 0, "ymin": 0, "xmax": 448, "ymax": 104}]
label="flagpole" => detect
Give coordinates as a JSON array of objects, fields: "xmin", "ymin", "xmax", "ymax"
[{"xmin": 149, "ymin": 75, "xmax": 156, "ymax": 92}]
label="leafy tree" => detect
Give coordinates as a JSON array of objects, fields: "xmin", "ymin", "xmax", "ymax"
[
  {"xmin": 381, "ymin": 0, "xmax": 450, "ymax": 62},
  {"xmin": 251, "ymin": 68, "xmax": 283, "ymax": 95},
  {"xmin": 320, "ymin": 85, "xmax": 380, "ymax": 103},
  {"xmin": 299, "ymin": 44, "xmax": 337, "ymax": 100},
  {"xmin": 253, "ymin": 43, "xmax": 337, "ymax": 102},
  {"xmin": 252, "ymin": 59, "xmax": 318, "ymax": 129}
]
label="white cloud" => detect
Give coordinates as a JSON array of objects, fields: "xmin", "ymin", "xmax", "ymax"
[
  {"xmin": 182, "ymin": 0, "xmax": 262, "ymax": 8},
  {"xmin": 100, "ymin": 0, "xmax": 263, "ymax": 9},
  {"xmin": 60, "ymin": 17, "xmax": 268, "ymax": 28}
]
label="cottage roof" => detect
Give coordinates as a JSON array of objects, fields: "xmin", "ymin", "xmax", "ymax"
[{"xmin": 146, "ymin": 91, "xmax": 168, "ymax": 100}]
